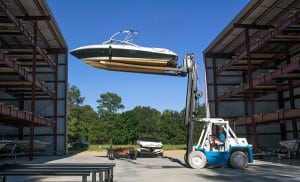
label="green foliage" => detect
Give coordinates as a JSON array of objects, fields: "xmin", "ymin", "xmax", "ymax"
[
  {"xmin": 78, "ymin": 144, "xmax": 185, "ymax": 151},
  {"xmin": 96, "ymin": 92, "xmax": 124, "ymax": 117},
  {"xmin": 68, "ymin": 84, "xmax": 85, "ymax": 110},
  {"xmin": 67, "ymin": 85, "xmax": 206, "ymax": 146},
  {"xmin": 163, "ymin": 144, "xmax": 186, "ymax": 150},
  {"xmin": 67, "ymin": 85, "xmax": 86, "ymax": 141},
  {"xmin": 159, "ymin": 110, "xmax": 186, "ymax": 144},
  {"xmin": 193, "ymin": 104, "xmax": 207, "ymax": 142}
]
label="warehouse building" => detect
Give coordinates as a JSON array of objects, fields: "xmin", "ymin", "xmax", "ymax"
[
  {"xmin": 0, "ymin": 0, "xmax": 67, "ymax": 159},
  {"xmin": 204, "ymin": 0, "xmax": 300, "ymax": 152}
]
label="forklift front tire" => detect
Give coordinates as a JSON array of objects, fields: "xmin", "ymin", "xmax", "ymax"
[{"xmin": 188, "ymin": 151, "xmax": 207, "ymax": 169}]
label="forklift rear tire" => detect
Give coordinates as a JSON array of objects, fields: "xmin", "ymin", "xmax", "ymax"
[
  {"xmin": 230, "ymin": 151, "xmax": 248, "ymax": 169},
  {"xmin": 107, "ymin": 149, "xmax": 114, "ymax": 160},
  {"xmin": 188, "ymin": 151, "xmax": 206, "ymax": 169}
]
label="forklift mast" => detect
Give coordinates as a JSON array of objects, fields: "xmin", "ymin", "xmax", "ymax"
[{"xmin": 182, "ymin": 53, "xmax": 201, "ymax": 164}]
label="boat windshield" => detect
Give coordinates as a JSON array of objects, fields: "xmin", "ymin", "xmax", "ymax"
[{"xmin": 102, "ymin": 30, "xmax": 139, "ymax": 46}]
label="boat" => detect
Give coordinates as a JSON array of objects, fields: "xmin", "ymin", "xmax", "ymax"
[
  {"xmin": 136, "ymin": 137, "xmax": 164, "ymax": 156},
  {"xmin": 0, "ymin": 140, "xmax": 12, "ymax": 151},
  {"xmin": 277, "ymin": 139, "xmax": 300, "ymax": 159},
  {"xmin": 0, "ymin": 139, "xmax": 51, "ymax": 159},
  {"xmin": 70, "ymin": 30, "xmax": 178, "ymax": 74},
  {"xmin": 14, "ymin": 139, "xmax": 51, "ymax": 152}
]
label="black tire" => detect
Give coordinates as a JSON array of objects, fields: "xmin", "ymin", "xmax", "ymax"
[
  {"xmin": 107, "ymin": 149, "xmax": 114, "ymax": 160},
  {"xmin": 230, "ymin": 151, "xmax": 248, "ymax": 169},
  {"xmin": 134, "ymin": 150, "xmax": 138, "ymax": 159},
  {"xmin": 188, "ymin": 151, "xmax": 207, "ymax": 169},
  {"xmin": 130, "ymin": 151, "xmax": 138, "ymax": 160}
]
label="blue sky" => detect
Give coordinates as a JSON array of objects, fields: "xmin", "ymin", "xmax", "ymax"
[{"xmin": 47, "ymin": 0, "xmax": 249, "ymax": 112}]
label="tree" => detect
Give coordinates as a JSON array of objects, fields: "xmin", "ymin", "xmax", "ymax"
[
  {"xmin": 96, "ymin": 92, "xmax": 124, "ymax": 117},
  {"xmin": 66, "ymin": 84, "xmax": 207, "ymax": 145},
  {"xmin": 68, "ymin": 84, "xmax": 85, "ymax": 110},
  {"xmin": 122, "ymin": 106, "xmax": 161, "ymax": 143},
  {"xmin": 67, "ymin": 85, "xmax": 86, "ymax": 141},
  {"xmin": 193, "ymin": 104, "xmax": 206, "ymax": 142},
  {"xmin": 159, "ymin": 110, "xmax": 186, "ymax": 144},
  {"xmin": 79, "ymin": 105, "xmax": 99, "ymax": 142},
  {"xmin": 108, "ymin": 114, "xmax": 129, "ymax": 144},
  {"xmin": 95, "ymin": 92, "xmax": 125, "ymax": 144}
]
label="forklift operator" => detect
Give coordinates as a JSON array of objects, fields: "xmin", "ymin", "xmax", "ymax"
[{"xmin": 214, "ymin": 127, "xmax": 225, "ymax": 145}]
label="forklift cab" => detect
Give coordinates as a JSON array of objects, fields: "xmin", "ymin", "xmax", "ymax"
[
  {"xmin": 189, "ymin": 118, "xmax": 253, "ymax": 169},
  {"xmin": 199, "ymin": 120, "xmax": 230, "ymax": 152},
  {"xmin": 199, "ymin": 120, "xmax": 231, "ymax": 165},
  {"xmin": 207, "ymin": 123, "xmax": 227, "ymax": 150}
]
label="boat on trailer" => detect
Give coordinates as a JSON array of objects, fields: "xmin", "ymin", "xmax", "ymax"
[
  {"xmin": 70, "ymin": 30, "xmax": 178, "ymax": 73},
  {"xmin": 0, "ymin": 140, "xmax": 12, "ymax": 151}
]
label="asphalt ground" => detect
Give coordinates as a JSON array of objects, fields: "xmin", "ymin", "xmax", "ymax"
[{"xmin": 1, "ymin": 151, "xmax": 300, "ymax": 182}]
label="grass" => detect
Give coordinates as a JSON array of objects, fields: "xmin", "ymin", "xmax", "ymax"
[
  {"xmin": 89, "ymin": 144, "xmax": 138, "ymax": 151},
  {"xmin": 163, "ymin": 144, "xmax": 186, "ymax": 150},
  {"xmin": 89, "ymin": 144, "xmax": 186, "ymax": 151}
]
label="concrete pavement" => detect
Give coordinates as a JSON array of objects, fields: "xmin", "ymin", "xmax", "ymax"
[{"xmin": 1, "ymin": 151, "xmax": 300, "ymax": 182}]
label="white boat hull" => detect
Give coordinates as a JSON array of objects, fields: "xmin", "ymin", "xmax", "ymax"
[{"xmin": 70, "ymin": 30, "xmax": 179, "ymax": 74}]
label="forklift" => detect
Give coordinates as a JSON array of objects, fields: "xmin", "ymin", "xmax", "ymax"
[
  {"xmin": 187, "ymin": 118, "xmax": 253, "ymax": 168},
  {"xmin": 182, "ymin": 54, "xmax": 253, "ymax": 169}
]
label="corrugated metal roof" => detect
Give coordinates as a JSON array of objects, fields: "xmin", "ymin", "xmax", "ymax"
[
  {"xmin": 204, "ymin": 0, "xmax": 300, "ymax": 55},
  {"xmin": 0, "ymin": 0, "xmax": 67, "ymax": 50}
]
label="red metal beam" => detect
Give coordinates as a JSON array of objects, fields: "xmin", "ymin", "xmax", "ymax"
[
  {"xmin": 0, "ymin": 16, "xmax": 52, "ymax": 21},
  {"xmin": 0, "ymin": 2, "xmax": 56, "ymax": 70},
  {"xmin": 234, "ymin": 108, "xmax": 300, "ymax": 126},
  {"xmin": 233, "ymin": 23, "xmax": 274, "ymax": 29},
  {"xmin": 286, "ymin": 44, "xmax": 298, "ymax": 139},
  {"xmin": 0, "ymin": 53, "xmax": 55, "ymax": 97},
  {"xmin": 217, "ymin": 12, "xmax": 300, "ymax": 74},
  {"xmin": 29, "ymin": 21, "xmax": 38, "ymax": 160},
  {"xmin": 53, "ymin": 54, "xmax": 58, "ymax": 154},
  {"xmin": 218, "ymin": 58, "xmax": 300, "ymax": 100},
  {"xmin": 0, "ymin": 104, "xmax": 54, "ymax": 127},
  {"xmin": 212, "ymin": 58, "xmax": 219, "ymax": 116}
]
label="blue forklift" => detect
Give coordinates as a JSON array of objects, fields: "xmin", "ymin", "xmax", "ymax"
[
  {"xmin": 182, "ymin": 55, "xmax": 253, "ymax": 169},
  {"xmin": 187, "ymin": 118, "xmax": 253, "ymax": 169}
]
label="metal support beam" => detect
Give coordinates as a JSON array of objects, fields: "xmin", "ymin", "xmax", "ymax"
[
  {"xmin": 0, "ymin": 104, "xmax": 54, "ymax": 126},
  {"xmin": 0, "ymin": 2, "xmax": 56, "ymax": 70},
  {"xmin": 235, "ymin": 108, "xmax": 300, "ymax": 126},
  {"xmin": 212, "ymin": 58, "xmax": 218, "ymax": 116},
  {"xmin": 243, "ymin": 72, "xmax": 251, "ymax": 142},
  {"xmin": 29, "ymin": 21, "xmax": 38, "ymax": 161},
  {"xmin": 0, "ymin": 54, "xmax": 55, "ymax": 97},
  {"xmin": 18, "ymin": 124, "xmax": 23, "ymax": 140},
  {"xmin": 276, "ymin": 60, "xmax": 287, "ymax": 141},
  {"xmin": 204, "ymin": 52, "xmax": 235, "ymax": 59},
  {"xmin": 233, "ymin": 23, "xmax": 274, "ymax": 29},
  {"xmin": 54, "ymin": 54, "xmax": 58, "ymax": 155},
  {"xmin": 217, "ymin": 12, "xmax": 300, "ymax": 74},
  {"xmin": 64, "ymin": 54, "xmax": 68, "ymax": 155},
  {"xmin": 0, "ymin": 16, "xmax": 51, "ymax": 21},
  {"xmin": 217, "ymin": 58, "xmax": 300, "ymax": 100},
  {"xmin": 245, "ymin": 28, "xmax": 258, "ymax": 152},
  {"xmin": 285, "ymin": 44, "xmax": 298, "ymax": 139}
]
